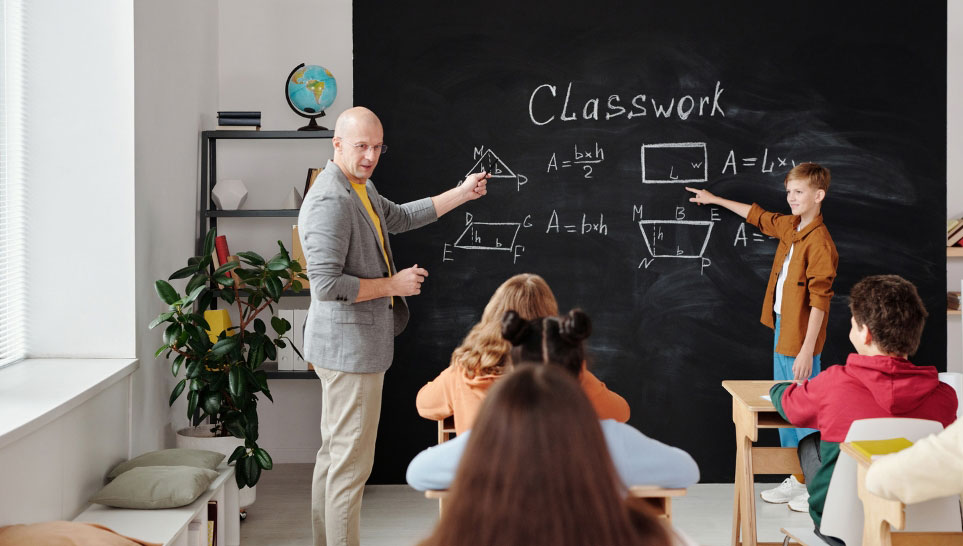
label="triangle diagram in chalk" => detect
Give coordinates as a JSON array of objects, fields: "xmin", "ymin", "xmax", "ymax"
[{"xmin": 465, "ymin": 149, "xmax": 517, "ymax": 179}]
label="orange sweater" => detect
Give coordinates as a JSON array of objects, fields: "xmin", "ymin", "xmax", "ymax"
[{"xmin": 416, "ymin": 364, "xmax": 630, "ymax": 434}]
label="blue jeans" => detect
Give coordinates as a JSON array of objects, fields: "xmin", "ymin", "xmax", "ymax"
[{"xmin": 774, "ymin": 314, "xmax": 820, "ymax": 448}]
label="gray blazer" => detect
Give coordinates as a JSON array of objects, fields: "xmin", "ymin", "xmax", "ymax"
[{"xmin": 297, "ymin": 161, "xmax": 437, "ymax": 373}]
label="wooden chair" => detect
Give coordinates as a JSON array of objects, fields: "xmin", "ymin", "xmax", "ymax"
[
  {"xmin": 429, "ymin": 416, "xmax": 456, "ymax": 515},
  {"xmin": 426, "ymin": 486, "xmax": 686, "ymax": 521}
]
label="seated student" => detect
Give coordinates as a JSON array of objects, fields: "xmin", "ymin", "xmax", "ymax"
[
  {"xmin": 769, "ymin": 275, "xmax": 958, "ymax": 544},
  {"xmin": 502, "ymin": 308, "xmax": 629, "ymax": 421},
  {"xmin": 865, "ymin": 418, "xmax": 963, "ymax": 504},
  {"xmin": 407, "ymin": 310, "xmax": 698, "ymax": 492},
  {"xmin": 416, "ymin": 274, "xmax": 628, "ymax": 433},
  {"xmin": 414, "ymin": 364, "xmax": 692, "ymax": 546}
]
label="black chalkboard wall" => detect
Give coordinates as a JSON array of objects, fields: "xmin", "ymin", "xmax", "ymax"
[{"xmin": 353, "ymin": 1, "xmax": 947, "ymax": 483}]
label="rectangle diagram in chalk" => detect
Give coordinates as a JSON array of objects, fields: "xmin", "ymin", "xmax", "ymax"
[
  {"xmin": 454, "ymin": 222, "xmax": 521, "ymax": 251},
  {"xmin": 640, "ymin": 143, "xmax": 708, "ymax": 184},
  {"xmin": 639, "ymin": 220, "xmax": 713, "ymax": 258}
]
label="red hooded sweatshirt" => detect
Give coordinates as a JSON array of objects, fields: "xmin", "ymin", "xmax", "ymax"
[{"xmin": 779, "ymin": 354, "xmax": 958, "ymax": 442}]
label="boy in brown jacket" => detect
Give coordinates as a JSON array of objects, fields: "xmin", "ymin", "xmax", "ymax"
[{"xmin": 686, "ymin": 163, "xmax": 838, "ymax": 510}]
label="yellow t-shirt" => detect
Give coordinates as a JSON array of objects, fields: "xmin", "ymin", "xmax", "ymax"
[{"xmin": 350, "ymin": 181, "xmax": 391, "ymax": 273}]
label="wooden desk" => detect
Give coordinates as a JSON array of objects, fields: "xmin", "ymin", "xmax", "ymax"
[
  {"xmin": 723, "ymin": 380, "xmax": 803, "ymax": 546},
  {"xmin": 840, "ymin": 442, "xmax": 963, "ymax": 546}
]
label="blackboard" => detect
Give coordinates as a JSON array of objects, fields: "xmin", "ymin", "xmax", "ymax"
[{"xmin": 354, "ymin": 1, "xmax": 947, "ymax": 483}]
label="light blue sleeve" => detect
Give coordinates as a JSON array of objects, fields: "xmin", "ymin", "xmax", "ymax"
[
  {"xmin": 405, "ymin": 431, "xmax": 471, "ymax": 491},
  {"xmin": 601, "ymin": 420, "xmax": 700, "ymax": 489}
]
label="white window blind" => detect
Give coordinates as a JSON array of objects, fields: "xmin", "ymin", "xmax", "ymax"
[{"xmin": 0, "ymin": 0, "xmax": 26, "ymax": 368}]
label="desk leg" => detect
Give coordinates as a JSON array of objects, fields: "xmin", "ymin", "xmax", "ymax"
[
  {"xmin": 738, "ymin": 434, "xmax": 757, "ymax": 546},
  {"xmin": 732, "ymin": 452, "xmax": 742, "ymax": 546}
]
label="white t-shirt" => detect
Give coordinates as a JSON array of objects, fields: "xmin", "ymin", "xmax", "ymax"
[{"xmin": 774, "ymin": 226, "xmax": 801, "ymax": 314}]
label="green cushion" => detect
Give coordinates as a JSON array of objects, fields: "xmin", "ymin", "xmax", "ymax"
[
  {"xmin": 106, "ymin": 448, "xmax": 225, "ymax": 479},
  {"xmin": 90, "ymin": 466, "xmax": 220, "ymax": 509}
]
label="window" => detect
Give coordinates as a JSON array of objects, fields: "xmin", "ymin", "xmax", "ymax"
[{"xmin": 0, "ymin": 0, "xmax": 26, "ymax": 368}]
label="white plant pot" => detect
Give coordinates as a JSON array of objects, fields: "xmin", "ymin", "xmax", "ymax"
[{"xmin": 176, "ymin": 426, "xmax": 256, "ymax": 508}]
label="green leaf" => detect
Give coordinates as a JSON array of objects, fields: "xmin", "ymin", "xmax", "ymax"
[
  {"xmin": 203, "ymin": 392, "xmax": 222, "ymax": 417},
  {"xmin": 163, "ymin": 323, "xmax": 181, "ymax": 346},
  {"xmin": 266, "ymin": 255, "xmax": 290, "ymax": 271},
  {"xmin": 244, "ymin": 455, "xmax": 261, "ymax": 486},
  {"xmin": 171, "ymin": 354, "xmax": 185, "ymax": 376},
  {"xmin": 213, "ymin": 261, "xmax": 240, "ymax": 276},
  {"xmin": 185, "ymin": 273, "xmax": 209, "ymax": 296},
  {"xmin": 202, "ymin": 228, "xmax": 217, "ymax": 257},
  {"xmin": 274, "ymin": 339, "xmax": 287, "ymax": 349},
  {"xmin": 289, "ymin": 261, "xmax": 303, "ymax": 273},
  {"xmin": 291, "ymin": 280, "xmax": 303, "ymax": 292},
  {"xmin": 254, "ymin": 448, "xmax": 273, "ymax": 470},
  {"xmin": 264, "ymin": 342, "xmax": 277, "ymax": 362},
  {"xmin": 253, "ymin": 319, "xmax": 266, "ymax": 335},
  {"xmin": 211, "ymin": 337, "xmax": 238, "ymax": 357},
  {"xmin": 187, "ymin": 313, "xmax": 211, "ymax": 331},
  {"xmin": 214, "ymin": 275, "xmax": 234, "ymax": 287},
  {"xmin": 264, "ymin": 276, "xmax": 283, "ymax": 300},
  {"xmin": 182, "ymin": 285, "xmax": 206, "ymax": 306},
  {"xmin": 226, "ymin": 419, "xmax": 246, "ymax": 439},
  {"xmin": 277, "ymin": 240, "xmax": 290, "ymax": 256},
  {"xmin": 196, "ymin": 290, "xmax": 215, "ymax": 313},
  {"xmin": 236, "ymin": 251, "xmax": 265, "ymax": 266},
  {"xmin": 254, "ymin": 370, "xmax": 270, "ymax": 392},
  {"xmin": 155, "ymin": 280, "xmax": 180, "ymax": 305},
  {"xmin": 247, "ymin": 342, "xmax": 265, "ymax": 368},
  {"xmin": 169, "ymin": 379, "xmax": 186, "ymax": 406},
  {"xmin": 249, "ymin": 293, "xmax": 262, "ymax": 309},
  {"xmin": 270, "ymin": 316, "xmax": 288, "ymax": 335},
  {"xmin": 187, "ymin": 391, "xmax": 199, "ymax": 420},
  {"xmin": 228, "ymin": 445, "xmax": 246, "ymax": 465},
  {"xmin": 154, "ymin": 345, "xmax": 168, "ymax": 358},
  {"xmin": 229, "ymin": 366, "xmax": 244, "ymax": 399},
  {"xmin": 235, "ymin": 461, "xmax": 248, "ymax": 489},
  {"xmin": 169, "ymin": 264, "xmax": 198, "ymax": 280},
  {"xmin": 149, "ymin": 311, "xmax": 175, "ymax": 330},
  {"xmin": 221, "ymin": 289, "xmax": 236, "ymax": 305}
]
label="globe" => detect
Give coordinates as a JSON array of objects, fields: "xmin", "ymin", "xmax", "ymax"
[{"xmin": 285, "ymin": 63, "xmax": 337, "ymax": 130}]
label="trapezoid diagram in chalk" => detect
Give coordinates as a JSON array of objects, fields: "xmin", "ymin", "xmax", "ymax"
[
  {"xmin": 638, "ymin": 220, "xmax": 713, "ymax": 258},
  {"xmin": 453, "ymin": 221, "xmax": 521, "ymax": 252}
]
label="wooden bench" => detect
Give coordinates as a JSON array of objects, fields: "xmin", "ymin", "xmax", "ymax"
[{"xmin": 74, "ymin": 464, "xmax": 240, "ymax": 546}]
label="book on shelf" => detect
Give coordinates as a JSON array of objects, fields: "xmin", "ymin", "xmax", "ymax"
[
  {"xmin": 848, "ymin": 437, "xmax": 913, "ymax": 460},
  {"xmin": 216, "ymin": 125, "xmax": 261, "ymax": 131},
  {"xmin": 948, "ymin": 218, "xmax": 963, "ymax": 245},
  {"xmin": 217, "ymin": 117, "xmax": 261, "ymax": 126},
  {"xmin": 949, "ymin": 291, "xmax": 961, "ymax": 310},
  {"xmin": 304, "ymin": 167, "xmax": 322, "ymax": 197},
  {"xmin": 217, "ymin": 111, "xmax": 261, "ymax": 119}
]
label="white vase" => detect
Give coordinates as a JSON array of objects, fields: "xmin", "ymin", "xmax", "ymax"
[{"xmin": 176, "ymin": 426, "xmax": 256, "ymax": 508}]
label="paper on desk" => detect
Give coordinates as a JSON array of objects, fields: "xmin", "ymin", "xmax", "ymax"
[{"xmin": 760, "ymin": 395, "xmax": 771, "ymax": 401}]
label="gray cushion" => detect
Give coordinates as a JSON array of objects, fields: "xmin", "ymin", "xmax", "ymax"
[
  {"xmin": 90, "ymin": 466, "xmax": 220, "ymax": 509},
  {"xmin": 106, "ymin": 448, "xmax": 225, "ymax": 479}
]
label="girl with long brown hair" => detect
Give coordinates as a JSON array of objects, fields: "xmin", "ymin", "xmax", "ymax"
[
  {"xmin": 416, "ymin": 364, "xmax": 682, "ymax": 546},
  {"xmin": 416, "ymin": 274, "xmax": 629, "ymax": 433}
]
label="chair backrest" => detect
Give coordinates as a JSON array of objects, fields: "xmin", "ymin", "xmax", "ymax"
[
  {"xmin": 820, "ymin": 418, "xmax": 961, "ymax": 545},
  {"xmin": 939, "ymin": 372, "xmax": 963, "ymax": 418}
]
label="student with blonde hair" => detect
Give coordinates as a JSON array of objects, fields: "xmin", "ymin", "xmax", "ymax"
[
  {"xmin": 416, "ymin": 274, "xmax": 628, "ymax": 433},
  {"xmin": 414, "ymin": 364, "xmax": 693, "ymax": 546}
]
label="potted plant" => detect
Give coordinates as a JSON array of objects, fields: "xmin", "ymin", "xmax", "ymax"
[{"xmin": 149, "ymin": 228, "xmax": 307, "ymax": 489}]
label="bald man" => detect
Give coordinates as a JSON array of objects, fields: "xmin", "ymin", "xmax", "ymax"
[{"xmin": 297, "ymin": 107, "xmax": 488, "ymax": 546}]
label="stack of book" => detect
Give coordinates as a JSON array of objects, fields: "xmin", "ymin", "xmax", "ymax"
[
  {"xmin": 948, "ymin": 218, "xmax": 963, "ymax": 246},
  {"xmin": 217, "ymin": 111, "xmax": 261, "ymax": 130},
  {"xmin": 949, "ymin": 291, "xmax": 961, "ymax": 311}
]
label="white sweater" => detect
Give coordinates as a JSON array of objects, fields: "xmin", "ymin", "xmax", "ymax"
[{"xmin": 865, "ymin": 418, "xmax": 963, "ymax": 504}]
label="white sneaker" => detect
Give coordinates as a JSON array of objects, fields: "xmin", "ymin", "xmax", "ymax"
[
  {"xmin": 788, "ymin": 491, "xmax": 810, "ymax": 512},
  {"xmin": 760, "ymin": 475, "xmax": 806, "ymax": 504}
]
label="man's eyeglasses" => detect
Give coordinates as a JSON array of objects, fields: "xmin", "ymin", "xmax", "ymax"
[{"xmin": 340, "ymin": 139, "xmax": 388, "ymax": 155}]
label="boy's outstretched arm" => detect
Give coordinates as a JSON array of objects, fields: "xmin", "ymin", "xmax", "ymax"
[{"xmin": 685, "ymin": 187, "xmax": 751, "ymax": 218}]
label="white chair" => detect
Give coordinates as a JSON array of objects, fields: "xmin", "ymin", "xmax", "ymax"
[
  {"xmin": 782, "ymin": 418, "xmax": 961, "ymax": 545},
  {"xmin": 939, "ymin": 372, "xmax": 963, "ymax": 418}
]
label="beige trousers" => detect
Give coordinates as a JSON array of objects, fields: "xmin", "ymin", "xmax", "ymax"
[{"xmin": 311, "ymin": 367, "xmax": 384, "ymax": 546}]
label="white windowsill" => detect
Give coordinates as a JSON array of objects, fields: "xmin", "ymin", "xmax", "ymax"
[{"xmin": 0, "ymin": 358, "xmax": 139, "ymax": 450}]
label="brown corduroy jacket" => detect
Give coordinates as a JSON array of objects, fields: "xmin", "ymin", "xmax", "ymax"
[{"xmin": 746, "ymin": 203, "xmax": 838, "ymax": 356}]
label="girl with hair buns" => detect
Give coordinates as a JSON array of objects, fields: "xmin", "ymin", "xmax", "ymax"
[
  {"xmin": 412, "ymin": 365, "xmax": 697, "ymax": 546},
  {"xmin": 407, "ymin": 311, "xmax": 699, "ymax": 494},
  {"xmin": 416, "ymin": 274, "xmax": 628, "ymax": 434}
]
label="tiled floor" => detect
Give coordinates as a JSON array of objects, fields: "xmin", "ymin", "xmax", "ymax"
[{"xmin": 240, "ymin": 464, "xmax": 812, "ymax": 545}]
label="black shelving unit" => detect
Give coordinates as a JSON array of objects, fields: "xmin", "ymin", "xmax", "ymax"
[{"xmin": 198, "ymin": 129, "xmax": 333, "ymax": 379}]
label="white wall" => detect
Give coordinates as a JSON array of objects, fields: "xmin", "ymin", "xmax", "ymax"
[
  {"xmin": 213, "ymin": 0, "xmax": 352, "ymax": 461},
  {"xmin": 948, "ymin": 1, "xmax": 963, "ymax": 374},
  {"xmin": 133, "ymin": 0, "xmax": 219, "ymax": 454},
  {"xmin": 25, "ymin": 0, "xmax": 136, "ymax": 357},
  {"xmin": 0, "ymin": 378, "xmax": 130, "ymax": 523}
]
